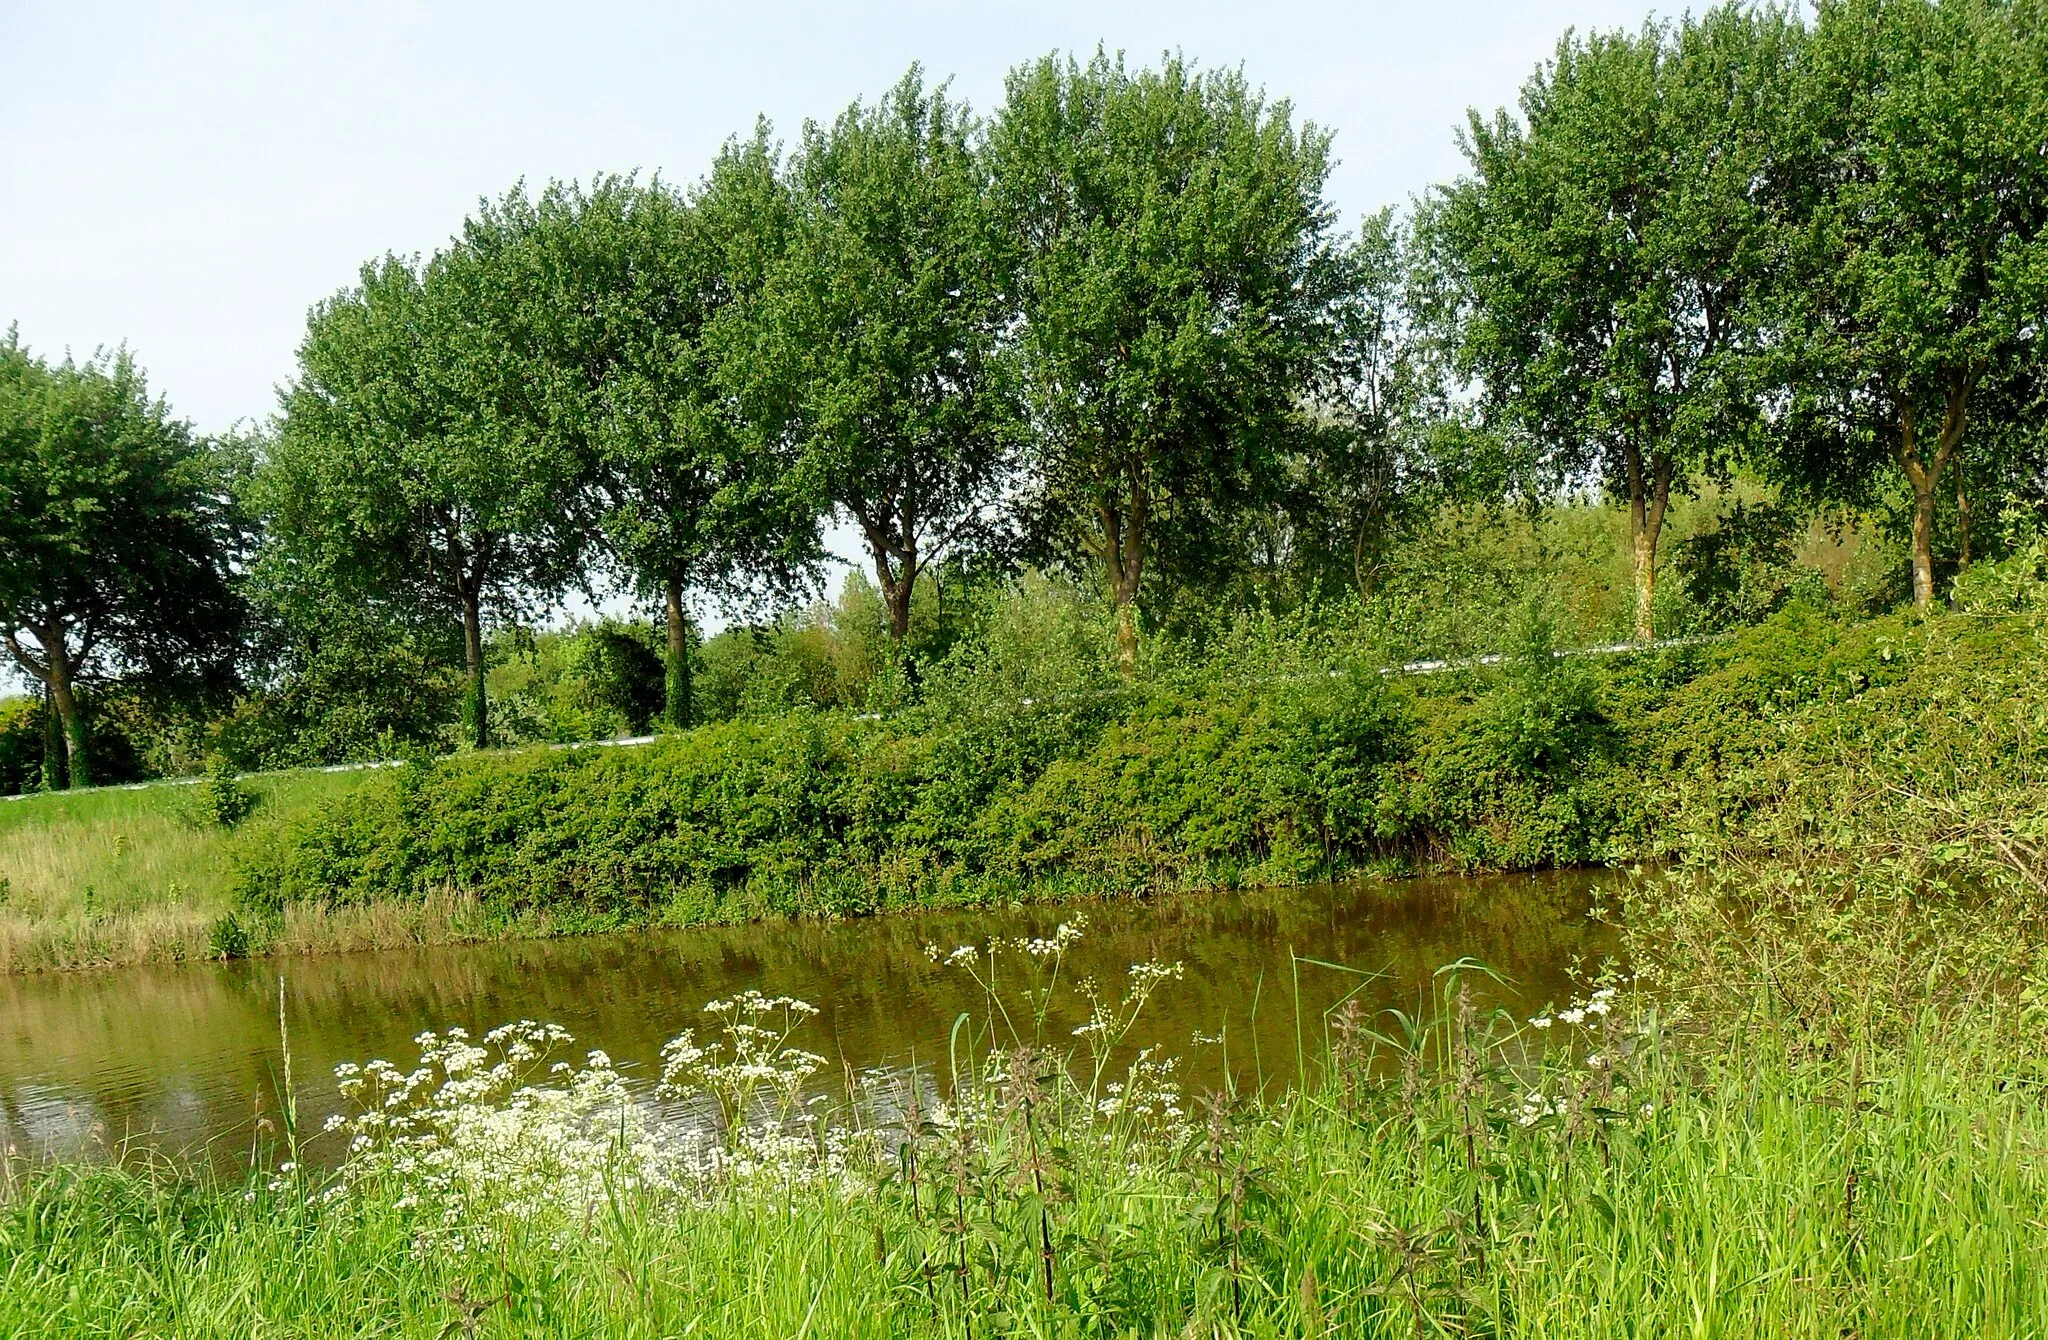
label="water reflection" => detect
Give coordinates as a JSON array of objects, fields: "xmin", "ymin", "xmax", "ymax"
[{"xmin": 0, "ymin": 870, "xmax": 1616, "ymax": 1171}]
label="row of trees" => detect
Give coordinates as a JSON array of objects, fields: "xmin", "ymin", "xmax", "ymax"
[
  {"xmin": 1429, "ymin": 0, "xmax": 2048, "ymax": 638},
  {"xmin": 262, "ymin": 53, "xmax": 1343, "ymax": 749},
  {"xmin": 5, "ymin": 2, "xmax": 2046, "ymax": 785}
]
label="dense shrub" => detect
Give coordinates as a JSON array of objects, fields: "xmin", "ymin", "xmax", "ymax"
[
  {"xmin": 227, "ymin": 543, "xmax": 2047, "ymax": 933},
  {"xmin": 490, "ymin": 620, "xmax": 667, "ymax": 744},
  {"xmin": 0, "ymin": 696, "xmax": 41, "ymax": 794}
]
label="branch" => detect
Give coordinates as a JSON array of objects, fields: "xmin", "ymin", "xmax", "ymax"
[{"xmin": 0, "ymin": 629, "xmax": 48, "ymax": 684}]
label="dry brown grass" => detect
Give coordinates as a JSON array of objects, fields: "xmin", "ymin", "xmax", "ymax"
[
  {"xmin": 0, "ymin": 904, "xmax": 217, "ymax": 973},
  {"xmin": 0, "ymin": 890, "xmax": 512, "ymax": 973},
  {"xmin": 266, "ymin": 889, "xmax": 496, "ymax": 958}
]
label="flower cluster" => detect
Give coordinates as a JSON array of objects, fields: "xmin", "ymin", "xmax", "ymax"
[
  {"xmin": 1528, "ymin": 986, "xmax": 1618, "ymax": 1030},
  {"xmin": 1096, "ymin": 1047, "xmax": 1187, "ymax": 1130},
  {"xmin": 1508, "ymin": 985, "xmax": 1659, "ymax": 1131},
  {"xmin": 320, "ymin": 926, "xmax": 1193, "ymax": 1242},
  {"xmin": 324, "ymin": 1001, "xmax": 866, "ymax": 1242},
  {"xmin": 658, "ymin": 991, "xmax": 830, "ymax": 1155},
  {"xmin": 324, "ymin": 1020, "xmax": 697, "ymax": 1235}
]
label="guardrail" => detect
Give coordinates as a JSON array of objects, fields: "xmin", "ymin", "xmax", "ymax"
[{"xmin": 1, "ymin": 634, "xmax": 1727, "ymax": 802}]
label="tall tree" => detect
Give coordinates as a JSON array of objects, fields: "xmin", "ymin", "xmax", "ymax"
[
  {"xmin": 756, "ymin": 68, "xmax": 1016, "ymax": 647},
  {"xmin": 1283, "ymin": 209, "xmax": 1480, "ymax": 597},
  {"xmin": 0, "ymin": 333, "xmax": 242, "ymax": 787},
  {"xmin": 988, "ymin": 51, "xmax": 1343, "ymax": 668},
  {"xmin": 1423, "ymin": 8, "xmax": 1797, "ymax": 640},
  {"xmin": 508, "ymin": 144, "xmax": 819, "ymax": 729},
  {"xmin": 266, "ymin": 229, "xmax": 591, "ymax": 750},
  {"xmin": 1762, "ymin": 0, "xmax": 2048, "ymax": 608}
]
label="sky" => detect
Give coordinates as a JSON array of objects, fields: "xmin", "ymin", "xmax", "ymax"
[
  {"xmin": 3, "ymin": 0, "xmax": 1664, "ymax": 438},
  {"xmin": 1, "ymin": 0, "xmax": 1664, "ymax": 662}
]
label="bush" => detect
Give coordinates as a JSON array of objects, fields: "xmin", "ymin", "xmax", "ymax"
[
  {"xmin": 197, "ymin": 756, "xmax": 258, "ymax": 828},
  {"xmin": 226, "ymin": 549, "xmax": 2048, "ymax": 937},
  {"xmin": 207, "ymin": 910, "xmax": 252, "ymax": 960},
  {"xmin": 0, "ymin": 695, "xmax": 42, "ymax": 795},
  {"xmin": 491, "ymin": 620, "xmax": 667, "ymax": 744}
]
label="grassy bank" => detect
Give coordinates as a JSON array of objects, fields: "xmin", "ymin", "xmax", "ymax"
[
  {"xmin": 5, "ymin": 556, "xmax": 2043, "ymax": 1335},
  {"xmin": 3, "ymin": 554, "xmax": 2043, "ymax": 971},
  {"xmin": 0, "ymin": 770, "xmax": 379, "ymax": 971},
  {"xmin": 5, "ymin": 841, "xmax": 2046, "ymax": 1336}
]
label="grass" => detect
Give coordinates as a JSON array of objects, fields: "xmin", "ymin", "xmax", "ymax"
[
  {"xmin": 3, "ymin": 958, "xmax": 2043, "ymax": 1337},
  {"xmin": 0, "ymin": 769, "xmax": 372, "ymax": 971}
]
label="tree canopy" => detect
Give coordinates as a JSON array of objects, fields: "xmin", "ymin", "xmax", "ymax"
[
  {"xmin": 1760, "ymin": 0, "xmax": 2048, "ymax": 608},
  {"xmin": 518, "ymin": 143, "xmax": 821, "ymax": 728},
  {"xmin": 1424, "ymin": 6, "xmax": 1799, "ymax": 640},
  {"xmin": 0, "ymin": 333, "xmax": 242, "ymax": 786},
  {"xmin": 754, "ymin": 68, "xmax": 1017, "ymax": 648},
  {"xmin": 989, "ymin": 51, "xmax": 1344, "ymax": 667},
  {"xmin": 263, "ymin": 235, "xmax": 591, "ymax": 750}
]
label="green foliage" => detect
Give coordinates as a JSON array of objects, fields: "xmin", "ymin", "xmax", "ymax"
[
  {"xmin": 206, "ymin": 910, "xmax": 250, "ymax": 960},
  {"xmin": 1274, "ymin": 209, "xmax": 1473, "ymax": 603},
  {"xmin": 0, "ymin": 697, "xmax": 43, "ymax": 796},
  {"xmin": 226, "ymin": 551, "xmax": 2039, "ymax": 931},
  {"xmin": 261, "ymin": 219, "xmax": 595, "ymax": 750},
  {"xmin": 1763, "ymin": 0, "xmax": 2048, "ymax": 606},
  {"xmin": 1669, "ymin": 495, "xmax": 1808, "ymax": 629},
  {"xmin": 490, "ymin": 620, "xmax": 666, "ymax": 744},
  {"xmin": 989, "ymin": 51, "xmax": 1346, "ymax": 662},
  {"xmin": 1423, "ymin": 7, "xmax": 1799, "ymax": 639},
  {"xmin": 756, "ymin": 67, "xmax": 1018, "ymax": 643},
  {"xmin": 213, "ymin": 605, "xmax": 458, "ymax": 771},
  {"xmin": 534, "ymin": 153, "xmax": 820, "ymax": 730},
  {"xmin": 0, "ymin": 332, "xmax": 244, "ymax": 788},
  {"xmin": 196, "ymin": 757, "xmax": 257, "ymax": 829}
]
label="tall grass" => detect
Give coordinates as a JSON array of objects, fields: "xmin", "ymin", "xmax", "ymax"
[
  {"xmin": 0, "ymin": 770, "xmax": 372, "ymax": 970},
  {"xmin": 4, "ymin": 902, "xmax": 2046, "ymax": 1337}
]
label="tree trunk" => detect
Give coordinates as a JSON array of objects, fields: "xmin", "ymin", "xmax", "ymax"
[
  {"xmin": 1894, "ymin": 384, "xmax": 1968, "ymax": 612},
  {"xmin": 663, "ymin": 576, "xmax": 692, "ymax": 731},
  {"xmin": 45, "ymin": 653, "xmax": 90, "ymax": 789},
  {"xmin": 875, "ymin": 554, "xmax": 915, "ymax": 645},
  {"xmin": 1098, "ymin": 489, "xmax": 1146, "ymax": 674},
  {"xmin": 459, "ymin": 588, "xmax": 488, "ymax": 750},
  {"xmin": 1623, "ymin": 444, "xmax": 1673, "ymax": 644},
  {"xmin": 38, "ymin": 684, "xmax": 63, "ymax": 792},
  {"xmin": 3, "ymin": 625, "xmax": 85, "ymax": 788},
  {"xmin": 1908, "ymin": 476, "xmax": 1937, "ymax": 608}
]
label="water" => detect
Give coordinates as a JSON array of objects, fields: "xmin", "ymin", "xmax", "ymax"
[{"xmin": 0, "ymin": 871, "xmax": 1616, "ymax": 1171}]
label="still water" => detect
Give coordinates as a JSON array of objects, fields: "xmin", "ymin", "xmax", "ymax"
[{"xmin": 0, "ymin": 871, "xmax": 1616, "ymax": 1170}]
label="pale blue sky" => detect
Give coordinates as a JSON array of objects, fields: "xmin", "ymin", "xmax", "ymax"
[{"xmin": 4, "ymin": 0, "xmax": 1667, "ymax": 436}]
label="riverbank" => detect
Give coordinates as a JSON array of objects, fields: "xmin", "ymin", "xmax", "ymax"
[
  {"xmin": 2, "ymin": 582, "xmax": 2042, "ymax": 972},
  {"xmin": 6, "ymin": 833, "xmax": 2045, "ymax": 1337},
  {"xmin": 6, "ymin": 565, "xmax": 2044, "ymax": 1333}
]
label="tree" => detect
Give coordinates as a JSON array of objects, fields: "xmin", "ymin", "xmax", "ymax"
[
  {"xmin": 752, "ymin": 68, "xmax": 1017, "ymax": 649},
  {"xmin": 1279, "ymin": 209, "xmax": 1488, "ymax": 598},
  {"xmin": 0, "ymin": 333, "xmax": 242, "ymax": 787},
  {"xmin": 1762, "ymin": 0, "xmax": 2048, "ymax": 609},
  {"xmin": 507, "ymin": 145, "xmax": 820, "ymax": 730},
  {"xmin": 1423, "ymin": 8, "xmax": 1797, "ymax": 640},
  {"xmin": 988, "ymin": 51, "xmax": 1343, "ymax": 668},
  {"xmin": 266, "ymin": 228, "xmax": 591, "ymax": 751}
]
